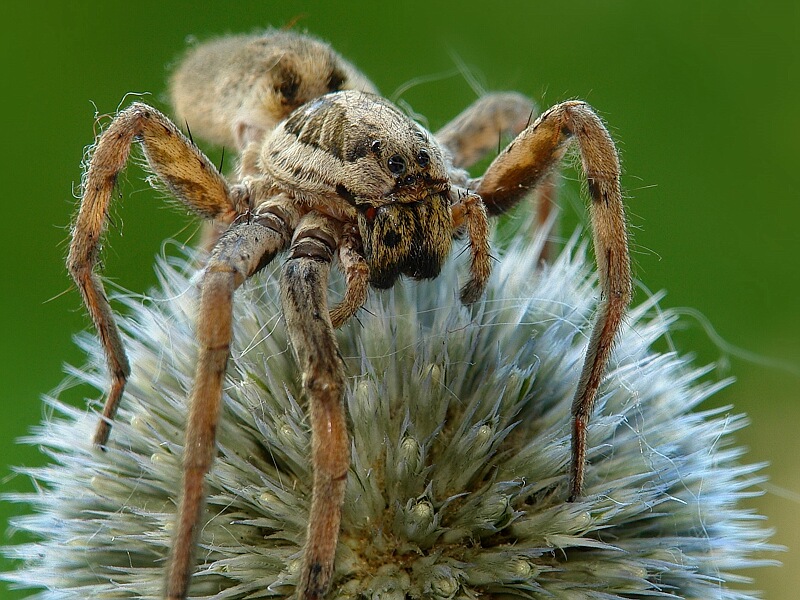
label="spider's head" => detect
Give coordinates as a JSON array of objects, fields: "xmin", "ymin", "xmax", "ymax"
[
  {"xmin": 266, "ymin": 91, "xmax": 457, "ymax": 289},
  {"xmin": 353, "ymin": 149, "xmax": 453, "ymax": 289},
  {"xmin": 334, "ymin": 97, "xmax": 454, "ymax": 289}
]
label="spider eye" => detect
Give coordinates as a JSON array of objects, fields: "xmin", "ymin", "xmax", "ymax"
[
  {"xmin": 416, "ymin": 149, "xmax": 430, "ymax": 168},
  {"xmin": 371, "ymin": 140, "xmax": 382, "ymax": 154},
  {"xmin": 387, "ymin": 154, "xmax": 407, "ymax": 175}
]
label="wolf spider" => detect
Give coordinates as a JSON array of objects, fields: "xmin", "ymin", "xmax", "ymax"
[{"xmin": 67, "ymin": 30, "xmax": 631, "ymax": 600}]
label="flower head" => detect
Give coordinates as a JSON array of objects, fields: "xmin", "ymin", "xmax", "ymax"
[{"xmin": 4, "ymin": 224, "xmax": 776, "ymax": 599}]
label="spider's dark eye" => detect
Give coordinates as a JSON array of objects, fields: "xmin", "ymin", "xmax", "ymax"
[
  {"xmin": 371, "ymin": 140, "xmax": 382, "ymax": 154},
  {"xmin": 416, "ymin": 149, "xmax": 430, "ymax": 168},
  {"xmin": 387, "ymin": 154, "xmax": 407, "ymax": 175}
]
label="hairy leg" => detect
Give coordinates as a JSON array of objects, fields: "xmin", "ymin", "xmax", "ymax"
[
  {"xmin": 166, "ymin": 200, "xmax": 299, "ymax": 600},
  {"xmin": 329, "ymin": 222, "xmax": 370, "ymax": 328},
  {"xmin": 451, "ymin": 190, "xmax": 491, "ymax": 304},
  {"xmin": 67, "ymin": 102, "xmax": 239, "ymax": 447},
  {"xmin": 281, "ymin": 213, "xmax": 349, "ymax": 600},
  {"xmin": 473, "ymin": 101, "xmax": 632, "ymax": 499}
]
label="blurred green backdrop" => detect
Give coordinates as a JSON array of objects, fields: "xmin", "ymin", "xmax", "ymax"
[{"xmin": 2, "ymin": 1, "xmax": 798, "ymax": 598}]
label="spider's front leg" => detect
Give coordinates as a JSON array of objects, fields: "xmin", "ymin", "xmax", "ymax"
[
  {"xmin": 166, "ymin": 198, "xmax": 300, "ymax": 600},
  {"xmin": 67, "ymin": 102, "xmax": 244, "ymax": 447},
  {"xmin": 437, "ymin": 92, "xmax": 561, "ymax": 259},
  {"xmin": 436, "ymin": 92, "xmax": 535, "ymax": 170},
  {"xmin": 280, "ymin": 213, "xmax": 349, "ymax": 600},
  {"xmin": 473, "ymin": 101, "xmax": 632, "ymax": 500}
]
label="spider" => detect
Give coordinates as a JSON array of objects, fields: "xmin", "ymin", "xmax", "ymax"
[{"xmin": 67, "ymin": 30, "xmax": 631, "ymax": 600}]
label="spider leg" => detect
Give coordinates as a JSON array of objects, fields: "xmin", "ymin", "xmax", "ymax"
[
  {"xmin": 280, "ymin": 213, "xmax": 349, "ymax": 600},
  {"xmin": 451, "ymin": 190, "xmax": 491, "ymax": 304},
  {"xmin": 534, "ymin": 170, "xmax": 561, "ymax": 262},
  {"xmin": 438, "ymin": 92, "xmax": 560, "ymax": 258},
  {"xmin": 67, "ymin": 102, "xmax": 242, "ymax": 447},
  {"xmin": 436, "ymin": 92, "xmax": 535, "ymax": 169},
  {"xmin": 473, "ymin": 101, "xmax": 632, "ymax": 500},
  {"xmin": 166, "ymin": 200, "xmax": 299, "ymax": 600},
  {"xmin": 329, "ymin": 221, "xmax": 369, "ymax": 328}
]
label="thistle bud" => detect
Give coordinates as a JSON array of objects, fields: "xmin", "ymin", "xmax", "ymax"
[{"xmin": 3, "ymin": 230, "xmax": 777, "ymax": 599}]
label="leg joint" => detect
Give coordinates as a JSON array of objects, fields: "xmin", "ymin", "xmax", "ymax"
[{"xmin": 289, "ymin": 227, "xmax": 337, "ymax": 263}]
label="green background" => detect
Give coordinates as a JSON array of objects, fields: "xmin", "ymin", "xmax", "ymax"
[{"xmin": 2, "ymin": 1, "xmax": 798, "ymax": 598}]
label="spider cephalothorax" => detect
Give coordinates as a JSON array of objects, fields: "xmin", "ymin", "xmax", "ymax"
[
  {"xmin": 67, "ymin": 29, "xmax": 630, "ymax": 600},
  {"xmin": 261, "ymin": 91, "xmax": 456, "ymax": 289}
]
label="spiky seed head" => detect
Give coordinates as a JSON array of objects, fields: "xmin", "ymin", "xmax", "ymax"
[{"xmin": 3, "ymin": 225, "xmax": 778, "ymax": 599}]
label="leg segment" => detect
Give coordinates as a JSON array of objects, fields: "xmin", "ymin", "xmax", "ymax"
[
  {"xmin": 474, "ymin": 101, "xmax": 632, "ymax": 500},
  {"xmin": 67, "ymin": 102, "xmax": 240, "ymax": 447},
  {"xmin": 451, "ymin": 190, "xmax": 492, "ymax": 304},
  {"xmin": 166, "ymin": 201, "xmax": 298, "ymax": 600},
  {"xmin": 436, "ymin": 92, "xmax": 535, "ymax": 169},
  {"xmin": 280, "ymin": 213, "xmax": 349, "ymax": 600},
  {"xmin": 534, "ymin": 171, "xmax": 560, "ymax": 263},
  {"xmin": 329, "ymin": 222, "xmax": 370, "ymax": 328},
  {"xmin": 438, "ymin": 93, "xmax": 560, "ymax": 258}
]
